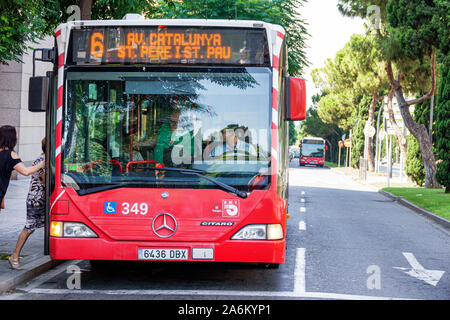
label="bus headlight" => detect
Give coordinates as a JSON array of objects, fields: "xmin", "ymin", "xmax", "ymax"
[
  {"xmin": 231, "ymin": 224, "xmax": 283, "ymax": 240},
  {"xmin": 50, "ymin": 221, "xmax": 98, "ymax": 238},
  {"xmin": 64, "ymin": 222, "xmax": 98, "ymax": 238}
]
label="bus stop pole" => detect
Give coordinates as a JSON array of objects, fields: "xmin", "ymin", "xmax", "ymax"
[
  {"xmin": 363, "ymin": 125, "xmax": 369, "ymax": 180},
  {"xmin": 387, "ymin": 134, "xmax": 392, "ymax": 188},
  {"xmin": 349, "ymin": 129, "xmax": 352, "ymax": 168},
  {"xmin": 338, "ymin": 146, "xmax": 341, "ymax": 167}
]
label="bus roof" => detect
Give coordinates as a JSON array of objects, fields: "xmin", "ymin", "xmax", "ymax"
[
  {"xmin": 56, "ymin": 15, "xmax": 285, "ymax": 66},
  {"xmin": 64, "ymin": 17, "xmax": 283, "ymax": 31},
  {"xmin": 302, "ymin": 137, "xmax": 324, "ymax": 141}
]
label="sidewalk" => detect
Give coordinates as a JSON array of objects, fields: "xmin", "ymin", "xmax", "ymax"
[
  {"xmin": 329, "ymin": 166, "xmax": 450, "ymax": 230},
  {"xmin": 0, "ymin": 179, "xmax": 60, "ymax": 294}
]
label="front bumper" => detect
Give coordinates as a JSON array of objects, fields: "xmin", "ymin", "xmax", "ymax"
[{"xmin": 49, "ymin": 237, "xmax": 286, "ymax": 263}]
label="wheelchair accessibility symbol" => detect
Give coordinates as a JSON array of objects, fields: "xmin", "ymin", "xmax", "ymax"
[{"xmin": 104, "ymin": 201, "xmax": 117, "ymax": 214}]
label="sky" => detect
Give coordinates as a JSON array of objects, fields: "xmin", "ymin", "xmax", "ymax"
[{"xmin": 297, "ymin": 0, "xmax": 366, "ymax": 110}]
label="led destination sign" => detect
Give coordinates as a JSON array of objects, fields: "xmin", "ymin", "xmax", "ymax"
[{"xmin": 70, "ymin": 26, "xmax": 269, "ymax": 65}]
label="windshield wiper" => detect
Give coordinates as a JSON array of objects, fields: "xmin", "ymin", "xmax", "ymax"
[
  {"xmin": 76, "ymin": 169, "xmax": 247, "ymax": 199},
  {"xmin": 142, "ymin": 167, "xmax": 248, "ymax": 199},
  {"xmin": 77, "ymin": 180, "xmax": 158, "ymax": 196}
]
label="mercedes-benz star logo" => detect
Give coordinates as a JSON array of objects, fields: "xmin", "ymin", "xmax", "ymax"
[
  {"xmin": 161, "ymin": 192, "xmax": 169, "ymax": 199},
  {"xmin": 152, "ymin": 213, "xmax": 177, "ymax": 238}
]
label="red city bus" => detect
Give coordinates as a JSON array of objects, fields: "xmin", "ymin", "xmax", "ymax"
[
  {"xmin": 299, "ymin": 137, "xmax": 326, "ymax": 167},
  {"xmin": 28, "ymin": 15, "xmax": 306, "ymax": 267}
]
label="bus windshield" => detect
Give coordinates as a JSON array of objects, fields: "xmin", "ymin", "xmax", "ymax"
[
  {"xmin": 62, "ymin": 67, "xmax": 271, "ymax": 193},
  {"xmin": 301, "ymin": 143, "xmax": 323, "ymax": 158}
]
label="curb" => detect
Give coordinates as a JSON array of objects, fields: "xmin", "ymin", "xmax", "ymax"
[
  {"xmin": 378, "ymin": 189, "xmax": 450, "ymax": 230},
  {"xmin": 0, "ymin": 257, "xmax": 63, "ymax": 294}
]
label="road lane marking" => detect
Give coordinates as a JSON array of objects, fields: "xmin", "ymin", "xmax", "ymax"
[
  {"xmin": 14, "ymin": 249, "xmax": 412, "ymax": 300},
  {"xmin": 301, "ymin": 198, "xmax": 305, "ymax": 203},
  {"xmin": 393, "ymin": 252, "xmax": 445, "ymax": 286},
  {"xmin": 300, "ymin": 207, "xmax": 306, "ymax": 212},
  {"xmin": 26, "ymin": 287, "xmax": 410, "ymax": 300},
  {"xmin": 299, "ymin": 221, "xmax": 306, "ymax": 231},
  {"xmin": 294, "ymin": 248, "xmax": 306, "ymax": 293}
]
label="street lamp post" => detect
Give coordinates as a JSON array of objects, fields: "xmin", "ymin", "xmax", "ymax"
[{"xmin": 375, "ymin": 101, "xmax": 384, "ymax": 173}]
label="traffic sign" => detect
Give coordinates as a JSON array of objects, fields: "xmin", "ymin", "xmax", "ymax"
[
  {"xmin": 338, "ymin": 140, "xmax": 344, "ymax": 148},
  {"xmin": 344, "ymin": 139, "xmax": 351, "ymax": 147}
]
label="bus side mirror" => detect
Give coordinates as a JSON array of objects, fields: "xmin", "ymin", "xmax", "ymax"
[
  {"xmin": 28, "ymin": 76, "xmax": 49, "ymax": 112},
  {"xmin": 284, "ymin": 77, "xmax": 306, "ymax": 121}
]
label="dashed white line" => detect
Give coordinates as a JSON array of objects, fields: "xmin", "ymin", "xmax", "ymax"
[
  {"xmin": 294, "ymin": 248, "xmax": 306, "ymax": 293},
  {"xmin": 300, "ymin": 207, "xmax": 306, "ymax": 213},
  {"xmin": 299, "ymin": 221, "xmax": 306, "ymax": 231}
]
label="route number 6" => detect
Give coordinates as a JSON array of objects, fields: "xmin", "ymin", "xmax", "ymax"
[{"xmin": 122, "ymin": 202, "xmax": 148, "ymax": 215}]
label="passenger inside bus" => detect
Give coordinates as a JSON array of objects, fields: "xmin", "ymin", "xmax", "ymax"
[
  {"xmin": 154, "ymin": 107, "xmax": 184, "ymax": 165},
  {"xmin": 122, "ymin": 122, "xmax": 144, "ymax": 161}
]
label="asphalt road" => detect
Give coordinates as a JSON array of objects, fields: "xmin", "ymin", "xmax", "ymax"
[{"xmin": 2, "ymin": 162, "xmax": 449, "ymax": 301}]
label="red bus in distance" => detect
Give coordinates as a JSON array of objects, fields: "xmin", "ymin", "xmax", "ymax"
[{"xmin": 299, "ymin": 137, "xmax": 326, "ymax": 167}]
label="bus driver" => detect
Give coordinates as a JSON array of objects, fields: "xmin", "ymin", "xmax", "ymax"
[{"xmin": 208, "ymin": 125, "xmax": 257, "ymax": 159}]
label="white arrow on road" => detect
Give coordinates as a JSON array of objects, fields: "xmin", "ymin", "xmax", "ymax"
[{"xmin": 393, "ymin": 252, "xmax": 445, "ymax": 286}]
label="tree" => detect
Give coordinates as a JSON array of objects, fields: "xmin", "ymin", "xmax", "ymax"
[
  {"xmin": 350, "ymin": 94, "xmax": 379, "ymax": 168},
  {"xmin": 298, "ymin": 93, "xmax": 344, "ymax": 163},
  {"xmin": 154, "ymin": 0, "xmax": 309, "ymax": 76},
  {"xmin": 404, "ymin": 98, "xmax": 433, "ymax": 186},
  {"xmin": 337, "ymin": 0, "xmax": 409, "ymax": 174},
  {"xmin": 0, "ymin": 0, "xmax": 159, "ymax": 65},
  {"xmin": 2, "ymin": 0, "xmax": 309, "ymax": 77},
  {"xmin": 337, "ymin": 0, "xmax": 449, "ymax": 188},
  {"xmin": 405, "ymin": 135, "xmax": 425, "ymax": 186},
  {"xmin": 299, "ymin": 108, "xmax": 334, "ymax": 139},
  {"xmin": 435, "ymin": 59, "xmax": 450, "ymax": 192},
  {"xmin": 312, "ymin": 34, "xmax": 389, "ymax": 170},
  {"xmin": 348, "ymin": 35, "xmax": 388, "ymax": 171},
  {"xmin": 383, "ymin": 0, "xmax": 449, "ymax": 188},
  {"xmin": 311, "ymin": 48, "xmax": 361, "ymax": 131},
  {"xmin": 314, "ymin": 90, "xmax": 356, "ymax": 131},
  {"xmin": 0, "ymin": 0, "xmax": 47, "ymax": 64},
  {"xmin": 289, "ymin": 121, "xmax": 297, "ymax": 146}
]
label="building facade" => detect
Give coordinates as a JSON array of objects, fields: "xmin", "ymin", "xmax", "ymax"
[{"xmin": 0, "ymin": 37, "xmax": 53, "ymax": 178}]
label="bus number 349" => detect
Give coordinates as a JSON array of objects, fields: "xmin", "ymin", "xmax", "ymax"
[{"xmin": 122, "ymin": 202, "xmax": 148, "ymax": 215}]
